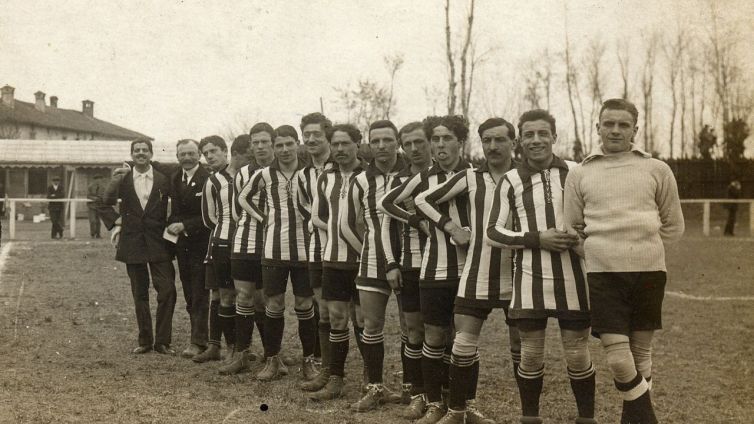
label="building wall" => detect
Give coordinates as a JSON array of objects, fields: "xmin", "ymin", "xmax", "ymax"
[{"xmin": 3, "ymin": 123, "xmax": 131, "ymax": 141}]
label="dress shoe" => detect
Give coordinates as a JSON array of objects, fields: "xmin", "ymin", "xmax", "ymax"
[
  {"xmin": 132, "ymin": 345, "xmax": 152, "ymax": 354},
  {"xmin": 154, "ymin": 344, "xmax": 176, "ymax": 355},
  {"xmin": 181, "ymin": 344, "xmax": 205, "ymax": 359},
  {"xmin": 193, "ymin": 344, "xmax": 221, "ymax": 363}
]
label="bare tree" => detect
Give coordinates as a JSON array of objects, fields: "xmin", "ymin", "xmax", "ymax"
[
  {"xmin": 444, "ymin": 0, "xmax": 481, "ymax": 117},
  {"xmin": 663, "ymin": 26, "xmax": 687, "ymax": 158},
  {"xmin": 384, "ymin": 54, "xmax": 404, "ymax": 120},
  {"xmin": 616, "ymin": 37, "xmax": 631, "ymax": 99},
  {"xmin": 523, "ymin": 58, "xmax": 542, "ymax": 110},
  {"xmin": 563, "ymin": 2, "xmax": 584, "ymax": 159},
  {"xmin": 640, "ymin": 30, "xmax": 661, "ymax": 154},
  {"xmin": 334, "ymin": 79, "xmax": 391, "ymax": 134},
  {"xmin": 584, "ymin": 37, "xmax": 606, "ymax": 154}
]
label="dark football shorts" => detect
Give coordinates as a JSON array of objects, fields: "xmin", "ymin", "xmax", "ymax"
[
  {"xmin": 398, "ymin": 269, "xmax": 421, "ymax": 313},
  {"xmin": 322, "ymin": 266, "xmax": 359, "ymax": 304},
  {"xmin": 420, "ymin": 283, "xmax": 458, "ymax": 327},
  {"xmin": 587, "ymin": 271, "xmax": 666, "ymax": 336},
  {"xmin": 262, "ymin": 263, "xmax": 313, "ymax": 298},
  {"xmin": 308, "ymin": 262, "xmax": 323, "ymax": 290},
  {"xmin": 231, "ymin": 257, "xmax": 263, "ymax": 290},
  {"xmin": 205, "ymin": 244, "xmax": 233, "ymax": 290}
]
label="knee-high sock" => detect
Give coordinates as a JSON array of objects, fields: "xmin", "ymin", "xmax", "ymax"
[
  {"xmin": 208, "ymin": 300, "xmax": 221, "ymax": 347},
  {"xmin": 361, "ymin": 330, "xmax": 385, "ymax": 384},
  {"xmin": 442, "ymin": 344, "xmax": 452, "ymax": 390},
  {"xmin": 616, "ymin": 373, "xmax": 656, "ymax": 424},
  {"xmin": 234, "ymin": 304, "xmax": 255, "ymax": 351},
  {"xmin": 218, "ymin": 304, "xmax": 236, "ymax": 347},
  {"xmin": 264, "ymin": 307, "xmax": 285, "ymax": 357},
  {"xmin": 400, "ymin": 333, "xmax": 409, "ymax": 384},
  {"xmin": 630, "ymin": 334, "xmax": 653, "ymax": 390},
  {"xmin": 295, "ymin": 305, "xmax": 317, "ymax": 357},
  {"xmin": 518, "ymin": 330, "xmax": 546, "ymax": 417},
  {"xmin": 405, "ymin": 342, "xmax": 425, "ymax": 395},
  {"xmin": 318, "ymin": 322, "xmax": 332, "ymax": 373},
  {"xmin": 422, "ymin": 343, "xmax": 445, "ymax": 403},
  {"xmin": 312, "ymin": 302, "xmax": 321, "ymax": 358},
  {"xmin": 329, "ymin": 328, "xmax": 350, "ymax": 377},
  {"xmin": 467, "ymin": 353, "xmax": 480, "ymax": 401},
  {"xmin": 448, "ymin": 351, "xmax": 475, "ymax": 410},
  {"xmin": 569, "ymin": 364, "xmax": 596, "ymax": 419}
]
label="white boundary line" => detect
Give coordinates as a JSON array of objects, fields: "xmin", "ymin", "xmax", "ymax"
[{"xmin": 666, "ymin": 291, "xmax": 754, "ymax": 301}]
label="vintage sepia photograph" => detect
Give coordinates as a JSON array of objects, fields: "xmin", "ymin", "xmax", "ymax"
[{"xmin": 1, "ymin": 1, "xmax": 752, "ymax": 423}]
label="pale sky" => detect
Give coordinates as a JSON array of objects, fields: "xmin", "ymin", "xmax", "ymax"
[{"xmin": 2, "ymin": 0, "xmax": 752, "ymax": 156}]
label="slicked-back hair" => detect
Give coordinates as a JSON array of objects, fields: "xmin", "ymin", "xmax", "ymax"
[
  {"xmin": 176, "ymin": 138, "xmax": 199, "ymax": 149},
  {"xmin": 478, "ymin": 118, "xmax": 516, "ymax": 140},
  {"xmin": 599, "ymin": 98, "xmax": 639, "ymax": 125},
  {"xmin": 250, "ymin": 122, "xmax": 275, "ymax": 139},
  {"xmin": 518, "ymin": 109, "xmax": 556, "ymax": 136},
  {"xmin": 327, "ymin": 123, "xmax": 362, "ymax": 143},
  {"xmin": 368, "ymin": 120, "xmax": 399, "ymax": 140},
  {"xmin": 131, "ymin": 137, "xmax": 153, "ymax": 153},
  {"xmin": 199, "ymin": 135, "xmax": 227, "ymax": 152},
  {"xmin": 231, "ymin": 134, "xmax": 251, "ymax": 155},
  {"xmin": 423, "ymin": 115, "xmax": 470, "ymax": 142},
  {"xmin": 274, "ymin": 125, "xmax": 300, "ymax": 142},
  {"xmin": 398, "ymin": 121, "xmax": 426, "ymax": 142},
  {"xmin": 300, "ymin": 112, "xmax": 332, "ymax": 134}
]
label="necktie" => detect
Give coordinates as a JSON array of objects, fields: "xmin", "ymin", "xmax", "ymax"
[{"xmin": 183, "ymin": 172, "xmax": 188, "ymax": 187}]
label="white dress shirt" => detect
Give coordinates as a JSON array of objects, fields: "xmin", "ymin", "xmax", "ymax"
[
  {"xmin": 183, "ymin": 164, "xmax": 200, "ymax": 186},
  {"xmin": 133, "ymin": 166, "xmax": 154, "ymax": 210}
]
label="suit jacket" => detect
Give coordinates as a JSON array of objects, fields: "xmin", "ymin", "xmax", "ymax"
[
  {"xmin": 168, "ymin": 166, "xmax": 211, "ymax": 250},
  {"xmin": 47, "ymin": 184, "xmax": 65, "ymax": 211},
  {"xmin": 98, "ymin": 166, "xmax": 174, "ymax": 264}
]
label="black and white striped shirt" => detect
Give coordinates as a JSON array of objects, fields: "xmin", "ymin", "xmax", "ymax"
[
  {"xmin": 341, "ymin": 158, "xmax": 406, "ymax": 284},
  {"xmin": 378, "ymin": 166, "xmax": 428, "ymax": 272},
  {"xmin": 231, "ymin": 164, "xmax": 265, "ymax": 259},
  {"xmin": 312, "ymin": 163, "xmax": 364, "ymax": 268},
  {"xmin": 416, "ymin": 164, "xmax": 512, "ymax": 307},
  {"xmin": 486, "ymin": 156, "xmax": 589, "ymax": 319},
  {"xmin": 382, "ymin": 160, "xmax": 471, "ymax": 285},
  {"xmin": 202, "ymin": 164, "xmax": 235, "ymax": 245},
  {"xmin": 296, "ymin": 159, "xmax": 334, "ymax": 264},
  {"xmin": 238, "ymin": 160, "xmax": 307, "ymax": 266}
]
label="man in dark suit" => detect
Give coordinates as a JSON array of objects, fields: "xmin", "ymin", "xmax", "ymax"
[
  {"xmin": 167, "ymin": 139, "xmax": 212, "ymax": 358},
  {"xmin": 47, "ymin": 176, "xmax": 65, "ymax": 239},
  {"xmin": 99, "ymin": 138, "xmax": 177, "ymax": 355}
]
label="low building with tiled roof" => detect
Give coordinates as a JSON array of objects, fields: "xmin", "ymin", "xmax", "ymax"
[{"xmin": 0, "ymin": 85, "xmax": 154, "ymax": 220}]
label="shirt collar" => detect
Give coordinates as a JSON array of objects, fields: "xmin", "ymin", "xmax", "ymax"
[
  {"xmin": 133, "ymin": 165, "xmax": 153, "ymax": 179},
  {"xmin": 473, "ymin": 159, "xmax": 515, "ymax": 174},
  {"xmin": 516, "ymin": 155, "xmax": 569, "ymax": 178},
  {"xmin": 184, "ymin": 164, "xmax": 200, "ymax": 180},
  {"xmin": 365, "ymin": 155, "xmax": 407, "ymax": 177},
  {"xmin": 583, "ymin": 145, "xmax": 651, "ymax": 164},
  {"xmin": 427, "ymin": 158, "xmax": 471, "ymax": 176},
  {"xmin": 270, "ymin": 158, "xmax": 305, "ymax": 172}
]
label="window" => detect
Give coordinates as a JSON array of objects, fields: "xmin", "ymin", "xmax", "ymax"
[{"xmin": 28, "ymin": 169, "xmax": 48, "ymax": 195}]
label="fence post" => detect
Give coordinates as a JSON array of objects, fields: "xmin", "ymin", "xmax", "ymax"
[
  {"xmin": 702, "ymin": 201, "xmax": 710, "ymax": 236},
  {"xmin": 70, "ymin": 200, "xmax": 77, "ymax": 239},
  {"xmin": 9, "ymin": 200, "xmax": 16, "ymax": 240}
]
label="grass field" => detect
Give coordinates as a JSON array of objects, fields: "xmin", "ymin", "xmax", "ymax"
[{"xmin": 0, "ymin": 224, "xmax": 753, "ymax": 423}]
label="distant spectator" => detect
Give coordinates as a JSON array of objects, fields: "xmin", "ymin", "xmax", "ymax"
[
  {"xmin": 47, "ymin": 176, "xmax": 65, "ymax": 239},
  {"xmin": 87, "ymin": 175, "xmax": 106, "ymax": 238},
  {"xmin": 724, "ymin": 178, "xmax": 742, "ymax": 236}
]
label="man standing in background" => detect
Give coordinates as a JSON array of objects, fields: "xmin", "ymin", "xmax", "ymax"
[
  {"xmin": 87, "ymin": 175, "xmax": 105, "ymax": 238},
  {"xmin": 47, "ymin": 175, "xmax": 65, "ymax": 239}
]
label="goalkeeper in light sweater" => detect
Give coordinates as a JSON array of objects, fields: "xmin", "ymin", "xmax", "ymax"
[{"xmin": 563, "ymin": 98, "xmax": 684, "ymax": 424}]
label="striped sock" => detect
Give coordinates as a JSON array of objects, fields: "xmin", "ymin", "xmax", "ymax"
[
  {"xmin": 312, "ymin": 302, "xmax": 321, "ymax": 358},
  {"xmin": 264, "ymin": 307, "xmax": 285, "ymax": 357},
  {"xmin": 616, "ymin": 373, "xmax": 657, "ymax": 424},
  {"xmin": 422, "ymin": 343, "xmax": 446, "ymax": 403},
  {"xmin": 448, "ymin": 351, "xmax": 476, "ymax": 410},
  {"xmin": 405, "ymin": 342, "xmax": 424, "ymax": 394},
  {"xmin": 511, "ymin": 348, "xmax": 522, "ymax": 376},
  {"xmin": 234, "ymin": 304, "xmax": 255, "ymax": 352},
  {"xmin": 442, "ymin": 345, "xmax": 452, "ymax": 389},
  {"xmin": 329, "ymin": 328, "xmax": 350, "ymax": 377},
  {"xmin": 517, "ymin": 365, "xmax": 545, "ymax": 417},
  {"xmin": 254, "ymin": 312, "xmax": 266, "ymax": 351},
  {"xmin": 361, "ymin": 330, "xmax": 385, "ymax": 384},
  {"xmin": 295, "ymin": 305, "xmax": 317, "ymax": 357},
  {"xmin": 400, "ymin": 333, "xmax": 409, "ymax": 384},
  {"xmin": 218, "ymin": 305, "xmax": 236, "ymax": 347},
  {"xmin": 467, "ymin": 351, "xmax": 481, "ymax": 401},
  {"xmin": 318, "ymin": 322, "xmax": 332, "ymax": 373},
  {"xmin": 354, "ymin": 326, "xmax": 365, "ymax": 360},
  {"xmin": 208, "ymin": 300, "xmax": 221, "ymax": 347},
  {"xmin": 568, "ymin": 363, "xmax": 596, "ymax": 419}
]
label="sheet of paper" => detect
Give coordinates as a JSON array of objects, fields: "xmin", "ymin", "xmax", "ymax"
[{"xmin": 162, "ymin": 227, "xmax": 178, "ymax": 244}]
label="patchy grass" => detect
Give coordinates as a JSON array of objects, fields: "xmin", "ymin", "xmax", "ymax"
[{"xmin": 0, "ymin": 237, "xmax": 752, "ymax": 423}]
